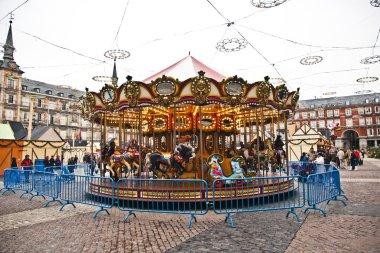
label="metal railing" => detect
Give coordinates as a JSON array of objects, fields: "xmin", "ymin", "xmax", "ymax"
[
  {"xmin": 304, "ymin": 169, "xmax": 347, "ymax": 216},
  {"xmin": 60, "ymin": 174, "xmax": 114, "ymax": 219},
  {"xmin": 32, "ymin": 171, "xmax": 61, "ymax": 206},
  {"xmin": 117, "ymin": 179, "xmax": 209, "ymax": 228},
  {"xmin": 1, "ymin": 168, "xmax": 34, "ymax": 198},
  {"xmin": 212, "ymin": 175, "xmax": 304, "ymax": 227}
]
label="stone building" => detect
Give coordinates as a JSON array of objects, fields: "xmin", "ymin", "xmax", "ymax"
[
  {"xmin": 0, "ymin": 20, "xmax": 107, "ymax": 145},
  {"xmin": 292, "ymin": 93, "xmax": 380, "ymax": 150}
]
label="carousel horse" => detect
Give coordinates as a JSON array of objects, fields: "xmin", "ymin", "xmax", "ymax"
[
  {"xmin": 108, "ymin": 150, "xmax": 132, "ymax": 181},
  {"xmin": 274, "ymin": 135, "xmax": 286, "ymax": 170},
  {"xmin": 146, "ymin": 143, "xmax": 196, "ymax": 179}
]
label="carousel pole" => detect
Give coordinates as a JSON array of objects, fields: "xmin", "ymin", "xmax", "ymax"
[
  {"xmin": 243, "ymin": 116, "xmax": 247, "ymax": 145},
  {"xmin": 152, "ymin": 114, "xmax": 155, "ymax": 152},
  {"xmin": 104, "ymin": 113, "xmax": 108, "ymax": 145},
  {"xmin": 199, "ymin": 106, "xmax": 204, "ymax": 180},
  {"xmin": 284, "ymin": 112, "xmax": 290, "ymax": 176},
  {"xmin": 261, "ymin": 107, "xmax": 265, "ymax": 141},
  {"xmin": 173, "ymin": 104, "xmax": 176, "ymax": 152},
  {"xmin": 91, "ymin": 116, "xmax": 94, "ymax": 170},
  {"xmin": 138, "ymin": 107, "xmax": 143, "ymax": 176},
  {"xmin": 255, "ymin": 108, "xmax": 260, "ymax": 173},
  {"xmin": 118, "ymin": 112, "xmax": 122, "ymax": 149},
  {"xmin": 122, "ymin": 112, "xmax": 125, "ymax": 149}
]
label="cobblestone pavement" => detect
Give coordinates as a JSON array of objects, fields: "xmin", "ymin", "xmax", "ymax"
[{"xmin": 0, "ymin": 158, "xmax": 379, "ymax": 252}]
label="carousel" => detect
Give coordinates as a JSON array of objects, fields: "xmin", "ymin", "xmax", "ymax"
[{"xmin": 80, "ymin": 56, "xmax": 300, "ymax": 202}]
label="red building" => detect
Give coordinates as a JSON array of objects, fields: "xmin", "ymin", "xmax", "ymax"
[{"xmin": 291, "ymin": 93, "xmax": 380, "ymax": 150}]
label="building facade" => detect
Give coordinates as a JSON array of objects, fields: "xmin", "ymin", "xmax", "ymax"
[
  {"xmin": 0, "ymin": 20, "xmax": 116, "ymax": 145},
  {"xmin": 292, "ymin": 93, "xmax": 380, "ymax": 150}
]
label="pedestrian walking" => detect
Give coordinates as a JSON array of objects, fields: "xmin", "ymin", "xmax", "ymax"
[
  {"xmin": 11, "ymin": 157, "xmax": 18, "ymax": 168},
  {"xmin": 350, "ymin": 151, "xmax": 357, "ymax": 170},
  {"xmin": 337, "ymin": 148, "xmax": 345, "ymax": 169}
]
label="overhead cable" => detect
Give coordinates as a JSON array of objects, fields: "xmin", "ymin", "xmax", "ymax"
[
  {"xmin": 0, "ymin": 0, "xmax": 31, "ymax": 23},
  {"xmin": 113, "ymin": 0, "xmax": 130, "ymax": 45}
]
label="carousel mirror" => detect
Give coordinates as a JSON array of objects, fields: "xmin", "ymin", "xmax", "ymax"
[
  {"xmin": 155, "ymin": 119, "xmax": 165, "ymax": 128},
  {"xmin": 156, "ymin": 82, "xmax": 175, "ymax": 95},
  {"xmin": 200, "ymin": 118, "xmax": 213, "ymax": 127},
  {"xmin": 226, "ymin": 82, "xmax": 243, "ymax": 96},
  {"xmin": 161, "ymin": 136, "xmax": 167, "ymax": 151},
  {"xmin": 223, "ymin": 119, "xmax": 232, "ymax": 127},
  {"xmin": 205, "ymin": 134, "xmax": 214, "ymax": 152}
]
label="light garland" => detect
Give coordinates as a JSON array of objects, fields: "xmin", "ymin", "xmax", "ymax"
[
  {"xmin": 370, "ymin": 0, "xmax": 380, "ymax": 7},
  {"xmin": 356, "ymin": 76, "xmax": 379, "ymax": 83},
  {"xmin": 250, "ymin": 0, "xmax": 287, "ymax": 8},
  {"xmin": 216, "ymin": 38, "xmax": 248, "ymax": 52},
  {"xmin": 92, "ymin": 76, "xmax": 112, "ymax": 83},
  {"xmin": 300, "ymin": 56, "xmax": 323, "ymax": 65},
  {"xmin": 360, "ymin": 55, "xmax": 380, "ymax": 64},
  {"xmin": 104, "ymin": 49, "xmax": 130, "ymax": 60},
  {"xmin": 355, "ymin": 90, "xmax": 373, "ymax": 95}
]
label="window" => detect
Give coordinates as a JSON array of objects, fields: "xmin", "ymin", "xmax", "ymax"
[
  {"xmin": 23, "ymin": 112, "xmax": 28, "ymax": 121},
  {"xmin": 365, "ymin": 98, "xmax": 369, "ymax": 104},
  {"xmin": 377, "ymin": 128, "xmax": 380, "ymax": 136},
  {"xmin": 334, "ymin": 109, "xmax": 340, "ymax": 117},
  {"xmin": 302, "ymin": 112, "xmax": 308, "ymax": 119},
  {"xmin": 48, "ymin": 101, "xmax": 55, "ymax": 110},
  {"xmin": 7, "ymin": 79, "xmax": 15, "ymax": 89},
  {"xmin": 22, "ymin": 85, "xmax": 27, "ymax": 91},
  {"xmin": 22, "ymin": 97, "xmax": 30, "ymax": 106},
  {"xmin": 50, "ymin": 115, "xmax": 54, "ymax": 125},
  {"xmin": 37, "ymin": 99, "xmax": 42, "ymax": 108},
  {"xmin": 310, "ymin": 120, "xmax": 317, "ymax": 129},
  {"xmin": 37, "ymin": 113, "xmax": 42, "ymax": 121},
  {"xmin": 310, "ymin": 104, "xmax": 315, "ymax": 109},
  {"xmin": 68, "ymin": 94, "xmax": 75, "ymax": 99},
  {"xmin": 310, "ymin": 111, "xmax": 316, "ymax": 119},
  {"xmin": 295, "ymin": 122, "xmax": 300, "ymax": 128},
  {"xmin": 71, "ymin": 115, "xmax": 78, "ymax": 123},
  {"xmin": 345, "ymin": 108, "xmax": 352, "ymax": 116},
  {"xmin": 366, "ymin": 117, "xmax": 373, "ymax": 125},
  {"xmin": 5, "ymin": 109, "xmax": 14, "ymax": 120},
  {"xmin": 365, "ymin": 107, "xmax": 372, "ymax": 114},
  {"xmin": 359, "ymin": 117, "xmax": 365, "ymax": 126},
  {"xmin": 334, "ymin": 119, "xmax": 340, "ymax": 126},
  {"xmin": 345, "ymin": 100, "xmax": 350, "ymax": 106},
  {"xmin": 346, "ymin": 118, "xmax": 353, "ymax": 127},
  {"xmin": 60, "ymin": 116, "xmax": 67, "ymax": 125},
  {"xmin": 33, "ymin": 88, "xmax": 40, "ymax": 93},
  {"xmin": 318, "ymin": 110, "xmax": 324, "ymax": 118},
  {"xmin": 327, "ymin": 119, "xmax": 334, "ymax": 128},
  {"xmin": 377, "ymin": 116, "xmax": 380, "ymax": 125},
  {"xmin": 358, "ymin": 107, "xmax": 364, "ymax": 115},
  {"xmin": 7, "ymin": 94, "xmax": 14, "ymax": 104},
  {"xmin": 367, "ymin": 128, "xmax": 374, "ymax": 136},
  {"xmin": 327, "ymin": 110, "xmax": 333, "ymax": 117},
  {"xmin": 60, "ymin": 130, "xmax": 67, "ymax": 139},
  {"xmin": 46, "ymin": 90, "xmax": 52, "ymax": 95},
  {"xmin": 62, "ymin": 103, "xmax": 66, "ymax": 111},
  {"xmin": 58, "ymin": 92, "xmax": 64, "ymax": 97},
  {"xmin": 375, "ymin": 98, "xmax": 379, "ymax": 103},
  {"xmin": 375, "ymin": 106, "xmax": 380, "ymax": 113},
  {"xmin": 319, "ymin": 120, "xmax": 325, "ymax": 128}
]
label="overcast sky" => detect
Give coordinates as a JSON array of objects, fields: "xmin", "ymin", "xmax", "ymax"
[{"xmin": 0, "ymin": 0, "xmax": 379, "ymax": 100}]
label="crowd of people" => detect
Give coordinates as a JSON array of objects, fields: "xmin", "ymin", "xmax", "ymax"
[{"xmin": 300, "ymin": 147, "xmax": 365, "ymax": 171}]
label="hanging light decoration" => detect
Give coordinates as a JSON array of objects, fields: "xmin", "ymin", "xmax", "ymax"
[
  {"xmin": 269, "ymin": 78, "xmax": 286, "ymax": 86},
  {"xmin": 360, "ymin": 55, "xmax": 380, "ymax": 64},
  {"xmin": 216, "ymin": 38, "xmax": 248, "ymax": 52},
  {"xmin": 355, "ymin": 90, "xmax": 373, "ymax": 94},
  {"xmin": 356, "ymin": 76, "xmax": 379, "ymax": 83},
  {"xmin": 300, "ymin": 56, "xmax": 323, "ymax": 65},
  {"xmin": 92, "ymin": 76, "xmax": 112, "ymax": 83},
  {"xmin": 250, "ymin": 0, "xmax": 287, "ymax": 8},
  {"xmin": 104, "ymin": 49, "xmax": 130, "ymax": 59},
  {"xmin": 370, "ymin": 0, "xmax": 380, "ymax": 7}
]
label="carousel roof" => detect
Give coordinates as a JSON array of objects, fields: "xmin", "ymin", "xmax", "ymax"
[{"xmin": 143, "ymin": 55, "xmax": 225, "ymax": 83}]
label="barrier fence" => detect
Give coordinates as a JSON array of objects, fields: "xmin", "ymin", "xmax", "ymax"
[
  {"xmin": 1, "ymin": 167, "xmax": 347, "ymax": 228},
  {"xmin": 304, "ymin": 169, "xmax": 347, "ymax": 216},
  {"xmin": 117, "ymin": 179, "xmax": 208, "ymax": 228},
  {"xmin": 212, "ymin": 175, "xmax": 304, "ymax": 227},
  {"xmin": 60, "ymin": 174, "xmax": 114, "ymax": 218}
]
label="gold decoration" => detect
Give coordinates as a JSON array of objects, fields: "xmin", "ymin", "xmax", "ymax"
[
  {"xmin": 124, "ymin": 76, "xmax": 141, "ymax": 107},
  {"xmin": 291, "ymin": 88, "xmax": 300, "ymax": 108},
  {"xmin": 256, "ymin": 76, "xmax": 272, "ymax": 105},
  {"xmin": 191, "ymin": 71, "xmax": 211, "ymax": 105},
  {"xmin": 100, "ymin": 85, "xmax": 117, "ymax": 104}
]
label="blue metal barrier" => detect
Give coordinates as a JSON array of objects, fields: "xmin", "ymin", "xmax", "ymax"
[
  {"xmin": 60, "ymin": 174, "xmax": 114, "ymax": 219},
  {"xmin": 63, "ymin": 164, "xmax": 90, "ymax": 175},
  {"xmin": 304, "ymin": 169, "xmax": 347, "ymax": 216},
  {"xmin": 1, "ymin": 168, "xmax": 34, "ymax": 198},
  {"xmin": 212, "ymin": 175, "xmax": 304, "ymax": 228},
  {"xmin": 31, "ymin": 171, "xmax": 62, "ymax": 207},
  {"xmin": 44, "ymin": 166, "xmax": 63, "ymax": 173},
  {"xmin": 289, "ymin": 161, "xmax": 315, "ymax": 178},
  {"xmin": 117, "ymin": 179, "xmax": 209, "ymax": 228}
]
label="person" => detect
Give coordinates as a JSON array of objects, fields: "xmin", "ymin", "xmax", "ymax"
[
  {"xmin": 11, "ymin": 157, "xmax": 18, "ymax": 168},
  {"xmin": 350, "ymin": 151, "xmax": 357, "ymax": 171},
  {"xmin": 345, "ymin": 149, "xmax": 351, "ymax": 166},
  {"xmin": 337, "ymin": 148, "xmax": 345, "ymax": 169},
  {"xmin": 300, "ymin": 152, "xmax": 308, "ymax": 162},
  {"xmin": 21, "ymin": 155, "xmax": 33, "ymax": 183},
  {"xmin": 361, "ymin": 148, "xmax": 365, "ymax": 159},
  {"xmin": 49, "ymin": 155, "xmax": 55, "ymax": 167},
  {"xmin": 73, "ymin": 155, "xmax": 78, "ymax": 165},
  {"xmin": 314, "ymin": 153, "xmax": 325, "ymax": 173},
  {"xmin": 308, "ymin": 147, "xmax": 316, "ymax": 162},
  {"xmin": 55, "ymin": 155, "xmax": 62, "ymax": 167}
]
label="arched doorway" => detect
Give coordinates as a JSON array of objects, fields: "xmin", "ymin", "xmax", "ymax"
[{"xmin": 342, "ymin": 130, "xmax": 359, "ymax": 150}]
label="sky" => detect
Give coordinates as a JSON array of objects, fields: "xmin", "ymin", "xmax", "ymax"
[{"xmin": 0, "ymin": 0, "xmax": 379, "ymax": 100}]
